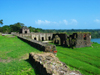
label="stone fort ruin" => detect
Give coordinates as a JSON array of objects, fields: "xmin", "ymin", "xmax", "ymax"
[
  {"xmin": 13, "ymin": 26, "xmax": 91, "ymax": 48},
  {"xmin": 52, "ymin": 33, "xmax": 91, "ymax": 48}
]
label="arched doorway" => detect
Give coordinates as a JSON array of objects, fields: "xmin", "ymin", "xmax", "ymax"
[
  {"xmin": 84, "ymin": 34, "xmax": 87, "ymax": 40},
  {"xmin": 25, "ymin": 31, "xmax": 27, "ymax": 34},
  {"xmin": 42, "ymin": 37, "xmax": 44, "ymax": 41},
  {"xmin": 48, "ymin": 37, "xmax": 51, "ymax": 40},
  {"xmin": 34, "ymin": 37, "xmax": 36, "ymax": 40}
]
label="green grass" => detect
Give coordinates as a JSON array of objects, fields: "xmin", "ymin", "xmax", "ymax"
[
  {"xmin": 50, "ymin": 43, "xmax": 100, "ymax": 75},
  {"xmin": 0, "ymin": 35, "xmax": 100, "ymax": 75},
  {"xmin": 0, "ymin": 35, "xmax": 41, "ymax": 75}
]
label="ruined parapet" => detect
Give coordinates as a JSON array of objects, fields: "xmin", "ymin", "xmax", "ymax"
[
  {"xmin": 17, "ymin": 36, "xmax": 57, "ymax": 54},
  {"xmin": 22, "ymin": 33, "xmax": 31, "ymax": 39},
  {"xmin": 29, "ymin": 52, "xmax": 82, "ymax": 75}
]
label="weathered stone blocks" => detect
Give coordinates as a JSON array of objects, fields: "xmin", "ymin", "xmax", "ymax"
[
  {"xmin": 17, "ymin": 36, "xmax": 57, "ymax": 54},
  {"xmin": 29, "ymin": 52, "xmax": 82, "ymax": 75}
]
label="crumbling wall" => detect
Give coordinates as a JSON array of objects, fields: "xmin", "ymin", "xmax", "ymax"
[
  {"xmin": 29, "ymin": 52, "xmax": 82, "ymax": 75},
  {"xmin": 17, "ymin": 36, "xmax": 57, "ymax": 54},
  {"xmin": 75, "ymin": 33, "xmax": 91, "ymax": 48},
  {"xmin": 52, "ymin": 33, "xmax": 91, "ymax": 48},
  {"xmin": 52, "ymin": 34, "xmax": 68, "ymax": 46}
]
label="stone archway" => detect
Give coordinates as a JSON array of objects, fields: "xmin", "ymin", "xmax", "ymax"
[
  {"xmin": 25, "ymin": 31, "xmax": 27, "ymax": 34},
  {"xmin": 48, "ymin": 36, "xmax": 51, "ymax": 40},
  {"xmin": 42, "ymin": 37, "xmax": 44, "ymax": 41},
  {"xmin": 53, "ymin": 35, "xmax": 61, "ymax": 45},
  {"xmin": 34, "ymin": 37, "xmax": 37, "ymax": 40}
]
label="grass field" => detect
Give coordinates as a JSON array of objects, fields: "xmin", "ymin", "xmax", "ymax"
[
  {"xmin": 52, "ymin": 43, "xmax": 100, "ymax": 75},
  {"xmin": 0, "ymin": 35, "xmax": 100, "ymax": 75},
  {"xmin": 0, "ymin": 35, "xmax": 41, "ymax": 75}
]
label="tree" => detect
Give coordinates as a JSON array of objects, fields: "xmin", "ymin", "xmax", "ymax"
[
  {"xmin": 35, "ymin": 28, "xmax": 40, "ymax": 32},
  {"xmin": 28, "ymin": 26, "xmax": 34, "ymax": 32},
  {"xmin": 10, "ymin": 22, "xmax": 24, "ymax": 32},
  {"xmin": 0, "ymin": 19, "xmax": 3, "ymax": 25},
  {"xmin": 2, "ymin": 25, "xmax": 11, "ymax": 33}
]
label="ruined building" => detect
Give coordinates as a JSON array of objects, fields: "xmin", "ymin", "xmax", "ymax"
[
  {"xmin": 20, "ymin": 26, "xmax": 30, "ymax": 34},
  {"xmin": 14, "ymin": 27, "xmax": 91, "ymax": 48},
  {"xmin": 52, "ymin": 33, "xmax": 91, "ymax": 48}
]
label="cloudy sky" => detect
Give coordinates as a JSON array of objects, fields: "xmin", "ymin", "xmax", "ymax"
[{"xmin": 0, "ymin": 0, "xmax": 100, "ymax": 29}]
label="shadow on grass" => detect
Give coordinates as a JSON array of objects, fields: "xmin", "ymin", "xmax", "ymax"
[
  {"xmin": 25, "ymin": 58, "xmax": 50, "ymax": 75},
  {"xmin": 17, "ymin": 37, "xmax": 45, "ymax": 52},
  {"xmin": 25, "ymin": 59, "xmax": 40, "ymax": 75}
]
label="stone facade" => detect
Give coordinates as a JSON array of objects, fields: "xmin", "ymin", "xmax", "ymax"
[
  {"xmin": 20, "ymin": 26, "xmax": 30, "ymax": 34},
  {"xmin": 52, "ymin": 33, "xmax": 91, "ymax": 48},
  {"xmin": 31, "ymin": 33, "xmax": 53, "ymax": 41},
  {"xmin": 13, "ymin": 27, "xmax": 91, "ymax": 48}
]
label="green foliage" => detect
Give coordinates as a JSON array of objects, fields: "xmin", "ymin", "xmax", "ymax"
[
  {"xmin": 34, "ymin": 28, "xmax": 40, "ymax": 32},
  {"xmin": 0, "ymin": 25, "xmax": 11, "ymax": 33},
  {"xmin": 10, "ymin": 22, "xmax": 24, "ymax": 32},
  {"xmin": 0, "ymin": 22, "xmax": 24, "ymax": 33}
]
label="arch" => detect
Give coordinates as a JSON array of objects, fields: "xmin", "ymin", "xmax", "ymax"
[
  {"xmin": 42, "ymin": 37, "xmax": 44, "ymax": 41},
  {"xmin": 48, "ymin": 36, "xmax": 51, "ymax": 40},
  {"xmin": 25, "ymin": 31, "xmax": 27, "ymax": 34},
  {"xmin": 53, "ymin": 35, "xmax": 61, "ymax": 45},
  {"xmin": 34, "ymin": 37, "xmax": 37, "ymax": 40},
  {"xmin": 83, "ymin": 34, "xmax": 87, "ymax": 40}
]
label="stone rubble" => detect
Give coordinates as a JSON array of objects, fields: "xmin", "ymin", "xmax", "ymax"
[{"xmin": 29, "ymin": 52, "xmax": 82, "ymax": 75}]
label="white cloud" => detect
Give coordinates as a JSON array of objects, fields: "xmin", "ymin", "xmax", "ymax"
[
  {"xmin": 35, "ymin": 20, "xmax": 50, "ymax": 25},
  {"xmin": 94, "ymin": 19, "xmax": 100, "ymax": 23},
  {"xmin": 35, "ymin": 19, "xmax": 78, "ymax": 25},
  {"xmin": 63, "ymin": 20, "xmax": 68, "ymax": 25},
  {"xmin": 70, "ymin": 19, "xmax": 78, "ymax": 24}
]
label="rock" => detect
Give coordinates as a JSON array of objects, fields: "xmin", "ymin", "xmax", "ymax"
[{"xmin": 29, "ymin": 52, "xmax": 82, "ymax": 75}]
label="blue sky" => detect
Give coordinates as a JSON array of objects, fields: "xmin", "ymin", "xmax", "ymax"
[{"xmin": 0, "ymin": 0, "xmax": 100, "ymax": 29}]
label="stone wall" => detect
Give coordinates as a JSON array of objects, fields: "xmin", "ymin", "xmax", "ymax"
[
  {"xmin": 52, "ymin": 33, "xmax": 91, "ymax": 48},
  {"xmin": 29, "ymin": 52, "xmax": 82, "ymax": 75},
  {"xmin": 31, "ymin": 33, "xmax": 53, "ymax": 41},
  {"xmin": 17, "ymin": 36, "xmax": 57, "ymax": 54},
  {"xmin": 14, "ymin": 33, "xmax": 53, "ymax": 41},
  {"xmin": 74, "ymin": 33, "xmax": 91, "ymax": 48},
  {"xmin": 52, "ymin": 34, "xmax": 68, "ymax": 46}
]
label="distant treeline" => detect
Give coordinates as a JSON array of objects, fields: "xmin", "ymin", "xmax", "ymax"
[{"xmin": 0, "ymin": 22, "xmax": 100, "ymax": 38}]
